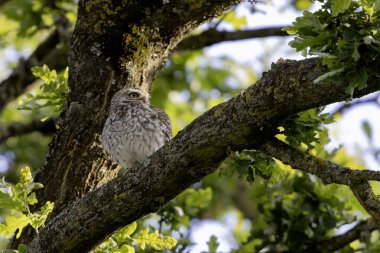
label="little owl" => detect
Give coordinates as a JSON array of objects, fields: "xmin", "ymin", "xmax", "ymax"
[{"xmin": 102, "ymin": 88, "xmax": 172, "ymax": 168}]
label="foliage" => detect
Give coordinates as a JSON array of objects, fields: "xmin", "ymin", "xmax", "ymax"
[
  {"xmin": 221, "ymin": 10, "xmax": 247, "ymax": 30},
  {"xmin": 292, "ymin": 0, "xmax": 313, "ymax": 10},
  {"xmin": 157, "ymin": 187, "xmax": 212, "ymax": 230},
  {"xmin": 1, "ymin": 0, "xmax": 77, "ymax": 38},
  {"xmin": 219, "ymin": 150, "xmax": 285, "ymax": 185},
  {"xmin": 94, "ymin": 222, "xmax": 177, "ymax": 253},
  {"xmin": 235, "ymin": 174, "xmax": 356, "ymax": 252},
  {"xmin": 207, "ymin": 235, "xmax": 219, "ymax": 253},
  {"xmin": 279, "ymin": 107, "xmax": 335, "ymax": 150},
  {"xmin": 17, "ymin": 65, "xmax": 68, "ymax": 121},
  {"xmin": 94, "ymin": 187, "xmax": 212, "ymax": 252},
  {"xmin": 0, "ymin": 167, "xmax": 53, "ymax": 240},
  {"xmin": 285, "ymin": 0, "xmax": 380, "ymax": 95}
]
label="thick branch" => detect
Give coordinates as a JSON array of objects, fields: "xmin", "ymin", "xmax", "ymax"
[
  {"xmin": 260, "ymin": 138, "xmax": 380, "ymax": 221},
  {"xmin": 175, "ymin": 26, "xmax": 288, "ymax": 51},
  {"xmin": 318, "ymin": 219, "xmax": 380, "ymax": 252},
  {"xmin": 28, "ymin": 57, "xmax": 380, "ymax": 252},
  {"xmin": 0, "ymin": 118, "xmax": 56, "ymax": 144}
]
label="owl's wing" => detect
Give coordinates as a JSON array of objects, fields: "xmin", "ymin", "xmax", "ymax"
[
  {"xmin": 153, "ymin": 107, "xmax": 172, "ymax": 142},
  {"xmin": 160, "ymin": 111, "xmax": 172, "ymax": 142}
]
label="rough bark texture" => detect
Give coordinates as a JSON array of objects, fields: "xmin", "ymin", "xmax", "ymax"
[{"xmin": 27, "ymin": 57, "xmax": 380, "ymax": 252}]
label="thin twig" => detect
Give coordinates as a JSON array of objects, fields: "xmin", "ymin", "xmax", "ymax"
[{"xmin": 175, "ymin": 26, "xmax": 289, "ymax": 51}]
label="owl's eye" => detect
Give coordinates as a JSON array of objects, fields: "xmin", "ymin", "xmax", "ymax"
[{"xmin": 128, "ymin": 92, "xmax": 140, "ymax": 98}]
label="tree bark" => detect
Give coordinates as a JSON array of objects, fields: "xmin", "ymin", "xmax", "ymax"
[{"xmin": 28, "ymin": 57, "xmax": 380, "ymax": 252}]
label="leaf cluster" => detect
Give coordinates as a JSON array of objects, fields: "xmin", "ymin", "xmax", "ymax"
[
  {"xmin": 94, "ymin": 222, "xmax": 177, "ymax": 253},
  {"xmin": 1, "ymin": 0, "xmax": 77, "ymax": 37},
  {"xmin": 286, "ymin": 0, "xmax": 380, "ymax": 95},
  {"xmin": 219, "ymin": 150, "xmax": 285, "ymax": 184},
  {"xmin": 95, "ymin": 188, "xmax": 212, "ymax": 253},
  {"xmin": 279, "ymin": 107, "xmax": 334, "ymax": 150},
  {"xmin": 238, "ymin": 174, "xmax": 356, "ymax": 252},
  {"xmin": 18, "ymin": 65, "xmax": 68, "ymax": 121},
  {"xmin": 158, "ymin": 187, "xmax": 212, "ymax": 231},
  {"xmin": 207, "ymin": 235, "xmax": 220, "ymax": 253},
  {"xmin": 0, "ymin": 166, "xmax": 53, "ymax": 240}
]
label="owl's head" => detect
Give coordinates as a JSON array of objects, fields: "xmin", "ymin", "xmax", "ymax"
[{"xmin": 111, "ymin": 88, "xmax": 150, "ymax": 107}]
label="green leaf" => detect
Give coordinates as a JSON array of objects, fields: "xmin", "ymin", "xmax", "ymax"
[
  {"xmin": 293, "ymin": 0, "xmax": 313, "ymax": 10},
  {"xmin": 349, "ymin": 68, "xmax": 368, "ymax": 92},
  {"xmin": 17, "ymin": 244, "xmax": 28, "ymax": 253},
  {"xmin": 314, "ymin": 67, "xmax": 345, "ymax": 83},
  {"xmin": 18, "ymin": 65, "xmax": 68, "ymax": 116},
  {"xmin": 352, "ymin": 42, "xmax": 361, "ymax": 61},
  {"xmin": 363, "ymin": 3, "xmax": 375, "ymax": 17},
  {"xmin": 133, "ymin": 229, "xmax": 177, "ymax": 250},
  {"xmin": 118, "ymin": 222, "xmax": 137, "ymax": 238},
  {"xmin": 30, "ymin": 201, "xmax": 54, "ymax": 231},
  {"xmin": 207, "ymin": 235, "xmax": 219, "ymax": 253},
  {"xmin": 0, "ymin": 213, "xmax": 31, "ymax": 238},
  {"xmin": 0, "ymin": 167, "xmax": 54, "ymax": 238},
  {"xmin": 177, "ymin": 187, "xmax": 212, "ymax": 215},
  {"xmin": 362, "ymin": 121, "xmax": 372, "ymax": 140},
  {"xmin": 116, "ymin": 245, "xmax": 135, "ymax": 253},
  {"xmin": 331, "ymin": 0, "xmax": 352, "ymax": 16},
  {"xmin": 27, "ymin": 192, "xmax": 38, "ymax": 205},
  {"xmin": 223, "ymin": 11, "xmax": 247, "ymax": 29},
  {"xmin": 291, "ymin": 11, "xmax": 325, "ymax": 33},
  {"xmin": 0, "ymin": 190, "xmax": 20, "ymax": 210},
  {"xmin": 283, "ymin": 26, "xmax": 298, "ymax": 35},
  {"xmin": 20, "ymin": 166, "xmax": 33, "ymax": 184}
]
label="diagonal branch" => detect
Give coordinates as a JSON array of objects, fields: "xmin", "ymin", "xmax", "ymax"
[
  {"xmin": 349, "ymin": 181, "xmax": 380, "ymax": 221},
  {"xmin": 28, "ymin": 57, "xmax": 380, "ymax": 252},
  {"xmin": 318, "ymin": 219, "xmax": 380, "ymax": 252},
  {"xmin": 260, "ymin": 138, "xmax": 380, "ymax": 221},
  {"xmin": 175, "ymin": 26, "xmax": 289, "ymax": 51},
  {"xmin": 0, "ymin": 118, "xmax": 56, "ymax": 144}
]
